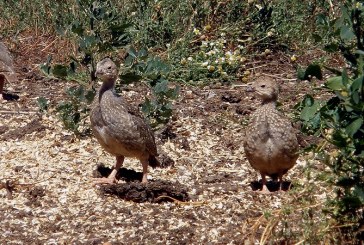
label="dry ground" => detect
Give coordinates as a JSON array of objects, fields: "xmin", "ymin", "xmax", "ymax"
[{"xmin": 0, "ymin": 35, "xmax": 338, "ymax": 244}]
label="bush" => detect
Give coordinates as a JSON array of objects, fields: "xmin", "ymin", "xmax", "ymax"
[{"xmin": 297, "ymin": 1, "xmax": 364, "ymax": 238}]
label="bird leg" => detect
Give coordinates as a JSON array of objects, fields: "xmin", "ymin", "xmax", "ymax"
[
  {"xmin": 141, "ymin": 160, "xmax": 149, "ymax": 184},
  {"xmin": 278, "ymin": 175, "xmax": 284, "ymax": 192},
  {"xmin": 94, "ymin": 156, "xmax": 124, "ymax": 185},
  {"xmin": 0, "ymin": 77, "xmax": 4, "ymax": 102},
  {"xmin": 259, "ymin": 174, "xmax": 270, "ymax": 193}
]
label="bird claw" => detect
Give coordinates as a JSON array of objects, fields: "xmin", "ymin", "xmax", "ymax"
[
  {"xmin": 257, "ymin": 185, "xmax": 272, "ymax": 194},
  {"xmin": 93, "ymin": 177, "xmax": 117, "ymax": 185}
]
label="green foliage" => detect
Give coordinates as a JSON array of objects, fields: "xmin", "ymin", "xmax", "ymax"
[
  {"xmin": 298, "ymin": 69, "xmax": 364, "ymax": 222},
  {"xmin": 40, "ymin": 0, "xmax": 133, "ymax": 135},
  {"xmin": 315, "ymin": 2, "xmax": 364, "ymax": 75},
  {"xmin": 298, "ymin": 64, "xmax": 323, "ymax": 81},
  {"xmin": 297, "ymin": 2, "xmax": 364, "ymax": 236},
  {"xmin": 39, "ymin": 1, "xmax": 178, "ymax": 133},
  {"xmin": 56, "ymin": 85, "xmax": 95, "ymax": 136},
  {"xmin": 44, "ymin": 0, "xmax": 132, "ymax": 81},
  {"xmin": 0, "ymin": 1, "xmax": 71, "ymax": 34},
  {"xmin": 120, "ymin": 47, "xmax": 179, "ymax": 128},
  {"xmin": 37, "ymin": 97, "xmax": 49, "ymax": 112}
]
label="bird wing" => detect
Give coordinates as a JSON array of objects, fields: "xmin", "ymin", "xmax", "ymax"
[
  {"xmin": 0, "ymin": 42, "xmax": 17, "ymax": 83},
  {"xmin": 99, "ymin": 90, "xmax": 158, "ymax": 156},
  {"xmin": 267, "ymin": 112, "xmax": 299, "ymax": 159}
]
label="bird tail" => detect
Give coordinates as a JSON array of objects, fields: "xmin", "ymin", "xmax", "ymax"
[{"xmin": 148, "ymin": 155, "xmax": 161, "ymax": 168}]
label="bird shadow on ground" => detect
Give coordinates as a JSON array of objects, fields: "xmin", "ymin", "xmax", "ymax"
[
  {"xmin": 250, "ymin": 180, "xmax": 293, "ymax": 192},
  {"xmin": 93, "ymin": 164, "xmax": 189, "ymax": 203},
  {"xmin": 3, "ymin": 92, "xmax": 19, "ymax": 101}
]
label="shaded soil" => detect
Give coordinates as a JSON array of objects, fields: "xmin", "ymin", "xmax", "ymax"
[
  {"xmin": 100, "ymin": 181, "xmax": 189, "ymax": 203},
  {"xmin": 1, "ymin": 117, "xmax": 47, "ymax": 140}
]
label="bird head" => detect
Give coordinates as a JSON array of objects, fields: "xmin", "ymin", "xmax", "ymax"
[
  {"xmin": 251, "ymin": 77, "xmax": 279, "ymax": 103},
  {"xmin": 95, "ymin": 58, "xmax": 118, "ymax": 83}
]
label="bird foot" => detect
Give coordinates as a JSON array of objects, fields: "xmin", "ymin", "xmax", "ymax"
[
  {"xmin": 93, "ymin": 177, "xmax": 117, "ymax": 185},
  {"xmin": 257, "ymin": 185, "xmax": 272, "ymax": 194},
  {"xmin": 141, "ymin": 176, "xmax": 148, "ymax": 184}
]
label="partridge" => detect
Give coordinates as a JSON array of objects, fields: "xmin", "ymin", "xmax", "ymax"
[
  {"xmin": 244, "ymin": 77, "xmax": 299, "ymax": 192},
  {"xmin": 0, "ymin": 41, "xmax": 18, "ymax": 100},
  {"xmin": 90, "ymin": 58, "xmax": 160, "ymax": 184}
]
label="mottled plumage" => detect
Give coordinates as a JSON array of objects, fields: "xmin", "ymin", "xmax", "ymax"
[
  {"xmin": 244, "ymin": 77, "xmax": 299, "ymax": 192},
  {"xmin": 91, "ymin": 58, "xmax": 159, "ymax": 184},
  {"xmin": 0, "ymin": 41, "xmax": 18, "ymax": 99}
]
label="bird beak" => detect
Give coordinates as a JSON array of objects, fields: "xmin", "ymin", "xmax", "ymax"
[{"xmin": 246, "ymin": 85, "xmax": 255, "ymax": 92}]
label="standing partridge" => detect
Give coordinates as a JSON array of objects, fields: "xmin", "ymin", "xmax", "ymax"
[
  {"xmin": 244, "ymin": 77, "xmax": 299, "ymax": 192},
  {"xmin": 90, "ymin": 58, "xmax": 160, "ymax": 184},
  {"xmin": 0, "ymin": 41, "xmax": 18, "ymax": 101}
]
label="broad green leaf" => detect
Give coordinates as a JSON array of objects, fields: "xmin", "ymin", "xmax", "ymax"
[
  {"xmin": 302, "ymin": 94, "xmax": 315, "ymax": 107},
  {"xmin": 297, "ymin": 64, "xmax": 322, "ymax": 80},
  {"xmin": 326, "ymin": 76, "xmax": 344, "ymax": 90},
  {"xmin": 346, "ymin": 117, "xmax": 363, "ymax": 137},
  {"xmin": 355, "ymin": 50, "xmax": 364, "ymax": 55},
  {"xmin": 324, "ymin": 43, "xmax": 339, "ymax": 52},
  {"xmin": 119, "ymin": 72, "xmax": 142, "ymax": 84},
  {"xmin": 297, "ymin": 67, "xmax": 305, "ymax": 80},
  {"xmin": 312, "ymin": 34, "xmax": 322, "ymax": 42},
  {"xmin": 85, "ymin": 89, "xmax": 96, "ymax": 103},
  {"xmin": 128, "ymin": 47, "xmax": 138, "ymax": 58},
  {"xmin": 316, "ymin": 13, "xmax": 328, "ymax": 26},
  {"xmin": 351, "ymin": 91, "xmax": 360, "ymax": 104},
  {"xmin": 71, "ymin": 21, "xmax": 84, "ymax": 36},
  {"xmin": 353, "ymin": 186, "xmax": 364, "ymax": 203},
  {"xmin": 341, "ymin": 68, "xmax": 349, "ymax": 86},
  {"xmin": 52, "ymin": 64, "xmax": 69, "ymax": 78},
  {"xmin": 351, "ymin": 76, "xmax": 364, "ymax": 92},
  {"xmin": 138, "ymin": 48, "xmax": 148, "ymax": 59},
  {"xmin": 340, "ymin": 25, "xmax": 355, "ymax": 41},
  {"xmin": 342, "ymin": 196, "xmax": 362, "ymax": 209},
  {"xmin": 300, "ymin": 100, "xmax": 320, "ymax": 121},
  {"xmin": 124, "ymin": 55, "xmax": 135, "ymax": 66},
  {"xmin": 83, "ymin": 35, "xmax": 98, "ymax": 47},
  {"xmin": 154, "ymin": 79, "xmax": 169, "ymax": 94},
  {"xmin": 37, "ymin": 97, "xmax": 48, "ymax": 112}
]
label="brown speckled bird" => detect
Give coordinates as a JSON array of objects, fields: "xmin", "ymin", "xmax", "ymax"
[
  {"xmin": 90, "ymin": 58, "xmax": 160, "ymax": 184},
  {"xmin": 0, "ymin": 41, "xmax": 18, "ymax": 100},
  {"xmin": 244, "ymin": 77, "xmax": 299, "ymax": 192}
]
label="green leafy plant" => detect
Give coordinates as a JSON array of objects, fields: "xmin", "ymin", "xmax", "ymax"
[
  {"xmin": 120, "ymin": 47, "xmax": 179, "ymax": 128},
  {"xmin": 298, "ymin": 69, "xmax": 364, "ymax": 233},
  {"xmin": 56, "ymin": 85, "xmax": 95, "ymax": 135},
  {"xmin": 37, "ymin": 97, "xmax": 49, "ymax": 113},
  {"xmin": 41, "ymin": 0, "xmax": 131, "ymax": 81},
  {"xmin": 315, "ymin": 2, "xmax": 364, "ymax": 75},
  {"xmin": 297, "ymin": 2, "xmax": 364, "ymax": 239},
  {"xmin": 40, "ymin": 0, "xmax": 132, "ymax": 135}
]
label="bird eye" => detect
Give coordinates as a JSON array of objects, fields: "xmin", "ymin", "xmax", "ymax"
[
  {"xmin": 107, "ymin": 66, "xmax": 112, "ymax": 70},
  {"xmin": 261, "ymin": 85, "xmax": 266, "ymax": 88}
]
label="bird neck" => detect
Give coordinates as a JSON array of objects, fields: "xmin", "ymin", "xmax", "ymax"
[
  {"xmin": 261, "ymin": 99, "xmax": 276, "ymax": 107},
  {"xmin": 98, "ymin": 79, "xmax": 115, "ymax": 99}
]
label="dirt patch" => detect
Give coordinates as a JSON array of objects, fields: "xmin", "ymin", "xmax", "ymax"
[
  {"xmin": 221, "ymin": 92, "xmax": 242, "ymax": 103},
  {"xmin": 1, "ymin": 117, "xmax": 47, "ymax": 140},
  {"xmin": 94, "ymin": 165, "xmax": 188, "ymax": 203},
  {"xmin": 25, "ymin": 186, "xmax": 46, "ymax": 207},
  {"xmin": 0, "ymin": 125, "xmax": 9, "ymax": 135},
  {"xmin": 158, "ymin": 152, "xmax": 175, "ymax": 168},
  {"xmin": 99, "ymin": 181, "xmax": 189, "ymax": 203}
]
